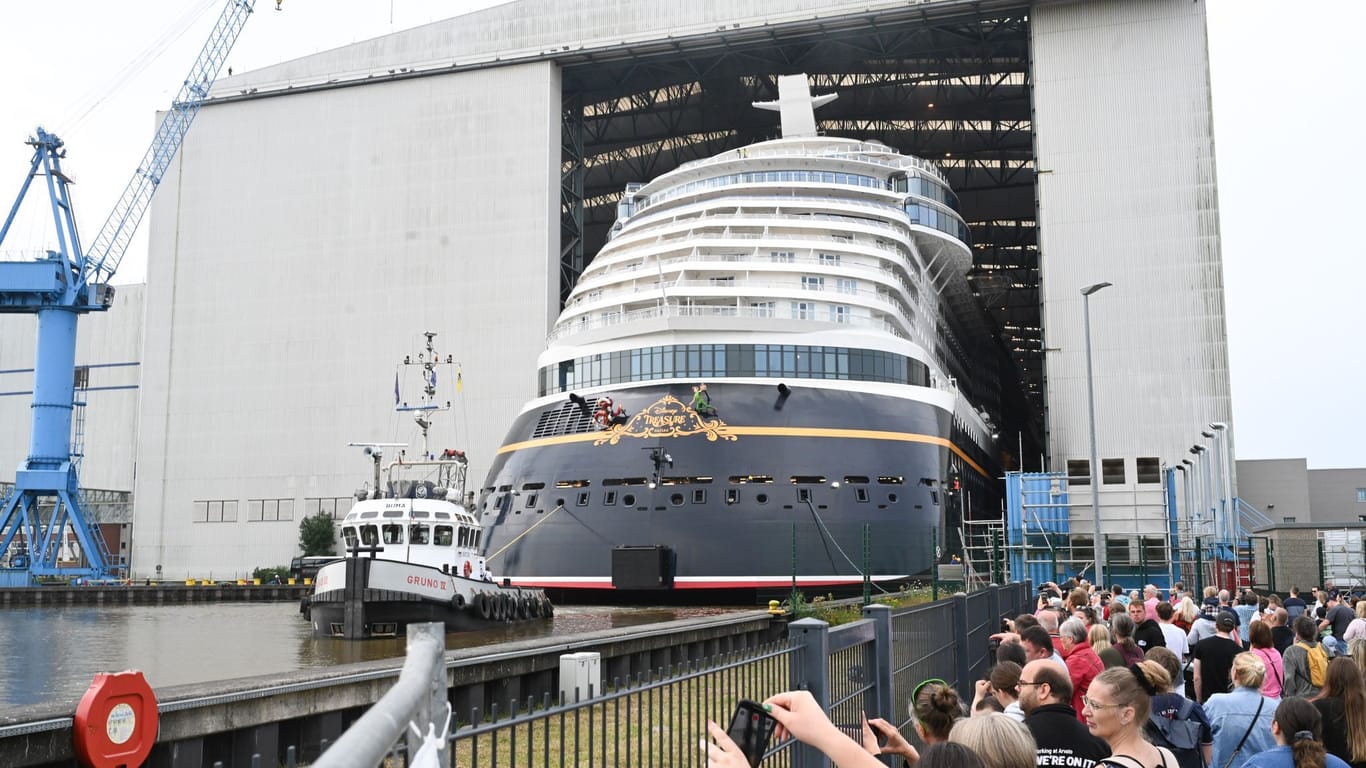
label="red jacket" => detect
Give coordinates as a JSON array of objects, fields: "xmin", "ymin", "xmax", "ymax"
[{"xmin": 1062, "ymin": 639, "xmax": 1105, "ymax": 723}]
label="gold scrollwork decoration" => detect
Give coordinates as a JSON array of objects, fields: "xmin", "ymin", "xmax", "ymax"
[{"xmin": 592, "ymin": 394, "xmax": 738, "ymax": 446}]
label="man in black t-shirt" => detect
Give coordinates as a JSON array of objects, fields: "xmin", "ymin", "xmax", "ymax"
[
  {"xmin": 1320, "ymin": 591, "xmax": 1354, "ymax": 656},
  {"xmin": 1269, "ymin": 607, "xmax": 1296, "ymax": 655},
  {"xmin": 1283, "ymin": 587, "xmax": 1307, "ymax": 621},
  {"xmin": 1020, "ymin": 659, "xmax": 1110, "ymax": 768},
  {"xmin": 1191, "ymin": 613, "xmax": 1242, "ymax": 702}
]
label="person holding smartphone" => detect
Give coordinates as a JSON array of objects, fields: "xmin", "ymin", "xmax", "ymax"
[{"xmin": 704, "ymin": 691, "xmax": 886, "ymax": 768}]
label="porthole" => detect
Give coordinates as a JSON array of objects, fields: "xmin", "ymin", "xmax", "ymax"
[
  {"xmin": 556, "ymin": 498, "xmax": 566, "ymax": 508},
  {"xmin": 756, "ymin": 493, "xmax": 769, "ymax": 504},
  {"xmin": 670, "ymin": 493, "xmax": 684, "ymax": 506},
  {"xmin": 623, "ymin": 494, "xmax": 636, "ymax": 507},
  {"xmin": 888, "ymin": 493, "xmax": 899, "ymax": 503}
]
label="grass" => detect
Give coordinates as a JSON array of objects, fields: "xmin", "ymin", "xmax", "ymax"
[{"xmin": 788, "ymin": 582, "xmax": 935, "ymax": 626}]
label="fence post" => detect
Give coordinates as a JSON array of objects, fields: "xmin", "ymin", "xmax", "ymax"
[
  {"xmin": 862, "ymin": 603, "xmax": 895, "ymax": 727},
  {"xmin": 986, "ymin": 584, "xmax": 1001, "ymax": 640},
  {"xmin": 952, "ymin": 592, "xmax": 971, "ymax": 700},
  {"xmin": 409, "ymin": 622, "xmax": 448, "ymax": 768},
  {"xmin": 789, "ymin": 618, "xmax": 831, "ymax": 768}
]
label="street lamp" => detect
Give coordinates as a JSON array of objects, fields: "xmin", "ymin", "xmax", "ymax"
[{"xmin": 1081, "ymin": 281, "xmax": 1111, "ymax": 586}]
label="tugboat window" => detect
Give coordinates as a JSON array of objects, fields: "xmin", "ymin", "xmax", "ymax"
[
  {"xmin": 360, "ymin": 525, "xmax": 379, "ymax": 545},
  {"xmin": 342, "ymin": 528, "xmax": 358, "ymax": 549},
  {"xmin": 409, "ymin": 524, "xmax": 429, "ymax": 544},
  {"xmin": 382, "ymin": 524, "xmax": 403, "ymax": 544},
  {"xmin": 434, "ymin": 525, "xmax": 453, "ymax": 546}
]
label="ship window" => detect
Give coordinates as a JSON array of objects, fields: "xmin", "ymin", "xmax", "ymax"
[
  {"xmin": 1067, "ymin": 460, "xmax": 1090, "ymax": 485},
  {"xmin": 790, "ymin": 476, "xmax": 826, "ymax": 485},
  {"xmin": 434, "ymin": 526, "xmax": 453, "ymax": 546},
  {"xmin": 497, "ymin": 485, "xmax": 512, "ymax": 492},
  {"xmin": 620, "ymin": 477, "xmax": 649, "ymax": 486},
  {"xmin": 819, "ymin": 253, "xmax": 841, "ymax": 266},
  {"xmin": 577, "ymin": 491, "xmax": 590, "ymax": 506},
  {"xmin": 829, "ymin": 305, "xmax": 850, "ymax": 324},
  {"xmin": 670, "ymin": 493, "xmax": 685, "ymax": 506},
  {"xmin": 797, "ymin": 488, "xmax": 811, "ymax": 503},
  {"xmin": 1136, "ymin": 457, "xmax": 1161, "ymax": 484},
  {"xmin": 726, "ymin": 489, "xmax": 739, "ymax": 504},
  {"xmin": 360, "ymin": 510, "xmax": 378, "ymax": 519},
  {"xmin": 693, "ymin": 489, "xmax": 706, "ymax": 504},
  {"xmin": 770, "ymin": 250, "xmax": 795, "ymax": 263},
  {"xmin": 382, "ymin": 524, "xmax": 403, "ymax": 544},
  {"xmin": 877, "ymin": 476, "xmax": 904, "ymax": 485},
  {"xmin": 602, "ymin": 478, "xmax": 624, "ymax": 486},
  {"xmin": 801, "ymin": 275, "xmax": 824, "ymax": 291},
  {"xmin": 521, "ymin": 482, "xmax": 545, "ymax": 490},
  {"xmin": 750, "ymin": 301, "xmax": 776, "ymax": 318},
  {"xmin": 409, "ymin": 524, "xmax": 430, "ymax": 544},
  {"xmin": 843, "ymin": 476, "xmax": 870, "ymax": 484},
  {"xmin": 604, "ymin": 491, "xmax": 617, "ymax": 506},
  {"xmin": 729, "ymin": 475, "xmax": 773, "ymax": 484},
  {"xmin": 342, "ymin": 527, "xmax": 358, "ymax": 549},
  {"xmin": 856, "ymin": 489, "xmax": 870, "ymax": 503},
  {"xmin": 360, "ymin": 525, "xmax": 379, "ymax": 545},
  {"xmin": 622, "ymin": 494, "xmax": 637, "ymax": 507},
  {"xmin": 556, "ymin": 479, "xmax": 591, "ymax": 488},
  {"xmin": 755, "ymin": 493, "xmax": 769, "ymax": 505},
  {"xmin": 525, "ymin": 493, "xmax": 538, "ymax": 508}
]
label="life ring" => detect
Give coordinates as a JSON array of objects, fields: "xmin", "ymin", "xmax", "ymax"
[
  {"xmin": 462, "ymin": 561, "xmax": 472, "ymax": 578},
  {"xmin": 452, "ymin": 593, "xmax": 465, "ymax": 610},
  {"xmin": 476, "ymin": 593, "xmax": 492, "ymax": 620}
]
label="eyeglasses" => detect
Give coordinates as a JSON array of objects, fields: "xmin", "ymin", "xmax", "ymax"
[{"xmin": 1082, "ymin": 696, "xmax": 1124, "ymax": 711}]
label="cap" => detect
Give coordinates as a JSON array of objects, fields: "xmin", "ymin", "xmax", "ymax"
[{"xmin": 1216, "ymin": 614, "xmax": 1237, "ymax": 632}]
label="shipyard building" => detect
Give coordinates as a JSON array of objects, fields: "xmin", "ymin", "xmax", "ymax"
[{"xmin": 0, "ymin": 0, "xmax": 1234, "ymax": 581}]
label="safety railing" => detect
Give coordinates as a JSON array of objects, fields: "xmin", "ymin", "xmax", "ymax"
[{"xmin": 317, "ymin": 582, "xmax": 1032, "ymax": 767}]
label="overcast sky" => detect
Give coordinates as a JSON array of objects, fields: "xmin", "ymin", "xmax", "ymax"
[{"xmin": 0, "ymin": 1, "xmax": 1360, "ymax": 469}]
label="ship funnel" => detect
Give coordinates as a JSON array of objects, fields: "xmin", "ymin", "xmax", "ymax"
[{"xmin": 753, "ymin": 74, "xmax": 837, "ymax": 138}]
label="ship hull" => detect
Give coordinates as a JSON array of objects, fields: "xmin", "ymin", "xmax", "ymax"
[{"xmin": 479, "ymin": 382, "xmax": 989, "ymax": 602}]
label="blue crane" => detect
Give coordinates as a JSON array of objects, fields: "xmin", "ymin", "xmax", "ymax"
[{"xmin": 0, "ymin": 0, "xmax": 259, "ymax": 581}]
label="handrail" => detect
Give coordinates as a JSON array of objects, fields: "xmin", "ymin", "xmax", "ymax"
[{"xmin": 313, "ymin": 622, "xmax": 448, "ymax": 768}]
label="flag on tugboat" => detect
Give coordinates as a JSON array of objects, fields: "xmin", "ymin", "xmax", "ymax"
[{"xmin": 456, "ymin": 365, "xmax": 463, "ymax": 392}]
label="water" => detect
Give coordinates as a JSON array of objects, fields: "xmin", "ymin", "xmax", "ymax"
[{"xmin": 0, "ymin": 602, "xmax": 738, "ymax": 711}]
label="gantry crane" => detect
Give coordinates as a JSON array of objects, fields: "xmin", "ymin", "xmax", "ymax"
[{"xmin": 0, "ymin": 0, "xmax": 259, "ymax": 580}]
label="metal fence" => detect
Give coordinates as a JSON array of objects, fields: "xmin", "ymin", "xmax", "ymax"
[{"xmin": 316, "ymin": 582, "xmax": 1032, "ymax": 768}]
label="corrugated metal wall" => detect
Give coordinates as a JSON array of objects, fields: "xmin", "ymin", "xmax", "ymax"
[{"xmin": 1033, "ymin": 0, "xmax": 1231, "ymax": 533}]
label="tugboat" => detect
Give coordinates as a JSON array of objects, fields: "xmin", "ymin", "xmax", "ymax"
[{"xmin": 306, "ymin": 333, "xmax": 552, "ymax": 638}]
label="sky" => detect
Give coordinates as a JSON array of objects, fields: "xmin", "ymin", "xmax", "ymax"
[{"xmin": 0, "ymin": 0, "xmax": 1361, "ymax": 469}]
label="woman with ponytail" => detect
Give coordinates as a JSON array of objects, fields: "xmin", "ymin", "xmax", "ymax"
[
  {"xmin": 1239, "ymin": 696, "xmax": 1348, "ymax": 768},
  {"xmin": 1311, "ymin": 657, "xmax": 1366, "ymax": 768}
]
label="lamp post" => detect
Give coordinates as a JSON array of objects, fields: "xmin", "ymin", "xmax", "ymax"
[{"xmin": 1081, "ymin": 281, "xmax": 1111, "ymax": 586}]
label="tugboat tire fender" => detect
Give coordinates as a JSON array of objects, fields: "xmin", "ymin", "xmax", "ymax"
[
  {"xmin": 495, "ymin": 594, "xmax": 508, "ymax": 621},
  {"xmin": 476, "ymin": 592, "xmax": 492, "ymax": 620},
  {"xmin": 516, "ymin": 597, "xmax": 529, "ymax": 620},
  {"xmin": 452, "ymin": 593, "xmax": 465, "ymax": 610}
]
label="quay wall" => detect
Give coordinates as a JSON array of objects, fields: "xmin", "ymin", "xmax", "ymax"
[
  {"xmin": 0, "ymin": 583, "xmax": 310, "ymax": 607},
  {"xmin": 0, "ymin": 609, "xmax": 783, "ymax": 767}
]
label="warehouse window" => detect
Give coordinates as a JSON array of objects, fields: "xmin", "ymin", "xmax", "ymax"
[
  {"xmin": 193, "ymin": 499, "xmax": 238, "ymax": 523},
  {"xmin": 1136, "ymin": 458, "xmax": 1161, "ymax": 484},
  {"xmin": 248, "ymin": 498, "xmax": 294, "ymax": 522},
  {"xmin": 1102, "ymin": 459, "xmax": 1125, "ymax": 485},
  {"xmin": 1067, "ymin": 460, "xmax": 1090, "ymax": 486}
]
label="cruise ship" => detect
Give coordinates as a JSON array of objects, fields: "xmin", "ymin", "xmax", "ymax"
[{"xmin": 478, "ymin": 75, "xmax": 1000, "ymax": 601}]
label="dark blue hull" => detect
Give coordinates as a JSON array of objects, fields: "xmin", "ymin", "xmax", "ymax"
[{"xmin": 477, "ymin": 382, "xmax": 994, "ymax": 601}]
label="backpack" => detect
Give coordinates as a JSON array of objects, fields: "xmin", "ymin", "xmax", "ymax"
[
  {"xmin": 1298, "ymin": 641, "xmax": 1328, "ymax": 688},
  {"xmin": 1146, "ymin": 698, "xmax": 1205, "ymax": 768}
]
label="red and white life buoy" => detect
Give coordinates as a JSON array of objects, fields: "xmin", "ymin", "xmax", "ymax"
[{"xmin": 462, "ymin": 561, "xmax": 472, "ymax": 578}]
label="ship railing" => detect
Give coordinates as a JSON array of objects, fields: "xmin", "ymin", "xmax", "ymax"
[
  {"xmin": 668, "ymin": 141, "xmax": 950, "ymax": 184},
  {"xmin": 545, "ymin": 302, "xmax": 918, "ymax": 345}
]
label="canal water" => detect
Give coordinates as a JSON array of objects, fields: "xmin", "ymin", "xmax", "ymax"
[{"xmin": 0, "ymin": 602, "xmax": 737, "ymax": 710}]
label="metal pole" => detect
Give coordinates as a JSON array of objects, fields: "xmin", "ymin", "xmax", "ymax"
[{"xmin": 1081, "ymin": 282, "xmax": 1110, "ymax": 586}]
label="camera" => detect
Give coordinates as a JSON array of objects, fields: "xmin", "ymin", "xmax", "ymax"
[{"xmin": 725, "ymin": 700, "xmax": 777, "ymax": 767}]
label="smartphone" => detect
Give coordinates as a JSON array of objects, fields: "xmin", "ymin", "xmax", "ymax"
[{"xmin": 726, "ymin": 699, "xmax": 777, "ymax": 767}]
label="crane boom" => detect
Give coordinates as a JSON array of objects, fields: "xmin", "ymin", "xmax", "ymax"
[
  {"xmin": 84, "ymin": 0, "xmax": 256, "ymax": 288},
  {"xmin": 0, "ymin": 0, "xmax": 259, "ymax": 581}
]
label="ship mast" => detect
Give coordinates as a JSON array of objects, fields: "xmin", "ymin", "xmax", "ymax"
[{"xmin": 398, "ymin": 331, "xmax": 455, "ymax": 459}]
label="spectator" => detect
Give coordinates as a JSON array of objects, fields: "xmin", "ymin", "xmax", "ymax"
[
  {"xmin": 861, "ymin": 679, "xmax": 965, "ymax": 766},
  {"xmin": 1136, "ymin": 658, "xmax": 1213, "ymax": 768},
  {"xmin": 1350, "ymin": 639, "xmax": 1366, "ymax": 680},
  {"xmin": 1272, "ymin": 608, "xmax": 1298, "ymax": 655},
  {"xmin": 1145, "ymin": 585, "xmax": 1162, "ymax": 622},
  {"xmin": 1322, "ymin": 592, "xmax": 1355, "ymax": 657},
  {"xmin": 1189, "ymin": 599, "xmax": 1224, "ymax": 646},
  {"xmin": 1090, "ymin": 623, "xmax": 1115, "ymax": 664},
  {"xmin": 1018, "ymin": 659, "xmax": 1110, "ymax": 768},
  {"xmin": 1158, "ymin": 602, "xmax": 1191, "ymax": 662},
  {"xmin": 1038, "ymin": 609, "xmax": 1064, "ymax": 654},
  {"xmin": 998, "ymin": 639, "xmax": 1029, "ymax": 669},
  {"xmin": 1285, "ymin": 615, "xmax": 1329, "ymax": 699},
  {"xmin": 1311, "ymin": 657, "xmax": 1366, "ymax": 768},
  {"xmin": 1236, "ymin": 592, "xmax": 1261, "ymax": 647},
  {"xmin": 974, "ymin": 697, "xmax": 1005, "ymax": 715},
  {"xmin": 1193, "ymin": 614, "xmax": 1243, "ymax": 702},
  {"xmin": 1109, "ymin": 613, "xmax": 1145, "ymax": 667},
  {"xmin": 1203, "ymin": 653, "xmax": 1279, "ymax": 768},
  {"xmin": 1239, "ymin": 696, "xmax": 1349, "ymax": 768},
  {"xmin": 1343, "ymin": 601, "xmax": 1366, "ymax": 646},
  {"xmin": 705, "ymin": 690, "xmax": 886, "ymax": 768},
  {"xmin": 1284, "ymin": 587, "xmax": 1308, "ymax": 622},
  {"xmin": 988, "ymin": 661, "xmax": 1026, "ymax": 722},
  {"xmin": 1249, "ymin": 620, "xmax": 1286, "ymax": 700},
  {"xmin": 1174, "ymin": 596, "xmax": 1200, "ymax": 632},
  {"xmin": 950, "ymin": 713, "xmax": 1037, "ymax": 768},
  {"xmin": 1146, "ymin": 647, "xmax": 1190, "ymax": 700},
  {"xmin": 1059, "ymin": 618, "xmax": 1105, "ymax": 723},
  {"xmin": 1021, "ymin": 625, "xmax": 1068, "ymax": 670},
  {"xmin": 1081, "ymin": 667, "xmax": 1174, "ymax": 767},
  {"xmin": 1130, "ymin": 599, "xmax": 1167, "ymax": 654},
  {"xmin": 919, "ymin": 743, "xmax": 990, "ymax": 768}
]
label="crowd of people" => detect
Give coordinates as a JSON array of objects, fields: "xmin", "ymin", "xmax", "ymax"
[{"xmin": 704, "ymin": 580, "xmax": 1366, "ymax": 768}]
